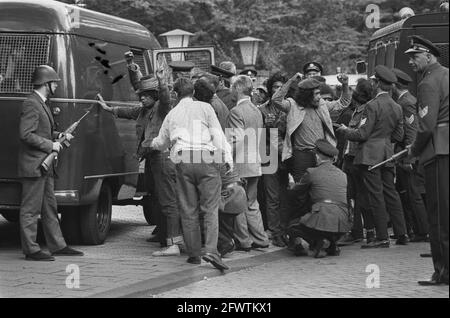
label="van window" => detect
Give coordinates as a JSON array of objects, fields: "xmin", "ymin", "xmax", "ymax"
[
  {"xmin": 131, "ymin": 49, "xmax": 148, "ymax": 76},
  {"xmin": 0, "ymin": 34, "xmax": 50, "ymax": 94}
]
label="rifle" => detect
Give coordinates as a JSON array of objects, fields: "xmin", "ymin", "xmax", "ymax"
[
  {"xmin": 41, "ymin": 106, "xmax": 93, "ymax": 173},
  {"xmin": 368, "ymin": 146, "xmax": 410, "ymax": 171}
]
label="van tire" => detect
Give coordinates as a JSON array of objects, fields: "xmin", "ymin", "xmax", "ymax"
[
  {"xmin": 60, "ymin": 208, "xmax": 82, "ymax": 245},
  {"xmin": 1, "ymin": 210, "xmax": 19, "ymax": 223},
  {"xmin": 142, "ymin": 195, "xmax": 156, "ymax": 225},
  {"xmin": 80, "ymin": 183, "xmax": 112, "ymax": 245}
]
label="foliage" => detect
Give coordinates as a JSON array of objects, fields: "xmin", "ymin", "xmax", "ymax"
[{"xmin": 58, "ymin": 0, "xmax": 442, "ymax": 75}]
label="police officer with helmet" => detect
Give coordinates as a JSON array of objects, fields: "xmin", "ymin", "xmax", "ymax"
[
  {"xmin": 18, "ymin": 65, "xmax": 83, "ymax": 261},
  {"xmin": 405, "ymin": 35, "xmax": 449, "ymax": 286}
]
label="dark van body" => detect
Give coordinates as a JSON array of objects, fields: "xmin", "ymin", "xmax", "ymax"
[
  {"xmin": 367, "ymin": 11, "xmax": 449, "ymax": 96},
  {"xmin": 0, "ymin": 0, "xmax": 160, "ymax": 244}
]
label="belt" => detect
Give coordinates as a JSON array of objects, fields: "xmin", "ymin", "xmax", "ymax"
[
  {"xmin": 315, "ymin": 199, "xmax": 348, "ymax": 209},
  {"xmin": 437, "ymin": 122, "xmax": 449, "ymax": 128}
]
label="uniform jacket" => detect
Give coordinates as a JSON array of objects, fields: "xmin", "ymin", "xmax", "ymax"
[
  {"xmin": 344, "ymin": 92, "xmax": 404, "ymax": 167},
  {"xmin": 291, "ymin": 161, "xmax": 351, "ymax": 233},
  {"xmin": 395, "ymin": 91, "xmax": 418, "ymax": 164},
  {"xmin": 112, "ymin": 83, "xmax": 170, "ymax": 157},
  {"xmin": 18, "ymin": 92, "xmax": 60, "ymax": 177},
  {"xmin": 226, "ymin": 97, "xmax": 263, "ymax": 178},
  {"xmin": 258, "ymin": 100, "xmax": 287, "ymax": 156},
  {"xmin": 411, "ymin": 62, "xmax": 449, "ymax": 165}
]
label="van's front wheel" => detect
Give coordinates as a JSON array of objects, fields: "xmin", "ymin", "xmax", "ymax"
[{"xmin": 80, "ymin": 183, "xmax": 112, "ymax": 245}]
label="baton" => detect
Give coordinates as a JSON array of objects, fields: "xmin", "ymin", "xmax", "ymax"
[{"xmin": 368, "ymin": 148, "xmax": 409, "ymax": 171}]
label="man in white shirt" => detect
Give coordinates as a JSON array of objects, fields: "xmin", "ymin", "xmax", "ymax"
[{"xmin": 151, "ymin": 78, "xmax": 233, "ymax": 271}]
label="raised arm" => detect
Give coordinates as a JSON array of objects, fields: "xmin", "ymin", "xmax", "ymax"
[{"xmin": 272, "ymin": 73, "xmax": 300, "ymax": 113}]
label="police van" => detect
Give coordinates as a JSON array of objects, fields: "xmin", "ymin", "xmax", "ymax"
[
  {"xmin": 367, "ymin": 7, "xmax": 449, "ymax": 96},
  {"xmin": 0, "ymin": 0, "xmax": 164, "ymax": 244}
]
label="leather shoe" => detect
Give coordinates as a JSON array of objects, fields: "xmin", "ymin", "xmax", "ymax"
[
  {"xmin": 418, "ymin": 272, "xmax": 445, "ymax": 286},
  {"xmin": 361, "ymin": 239, "xmax": 390, "ymax": 249},
  {"xmin": 271, "ymin": 235, "xmax": 286, "ymax": 247},
  {"xmin": 52, "ymin": 246, "xmax": 84, "ymax": 256},
  {"xmin": 235, "ymin": 245, "xmax": 251, "ymax": 252},
  {"xmin": 395, "ymin": 235, "xmax": 409, "ymax": 245},
  {"xmin": 420, "ymin": 252, "xmax": 432, "ymax": 258},
  {"xmin": 325, "ymin": 245, "xmax": 341, "ymax": 256},
  {"xmin": 25, "ymin": 251, "xmax": 55, "ymax": 261},
  {"xmin": 219, "ymin": 240, "xmax": 235, "ymax": 257},
  {"xmin": 251, "ymin": 242, "xmax": 269, "ymax": 249},
  {"xmin": 202, "ymin": 253, "xmax": 229, "ymax": 271},
  {"xmin": 186, "ymin": 256, "xmax": 201, "ymax": 264},
  {"xmin": 313, "ymin": 240, "xmax": 327, "ymax": 258}
]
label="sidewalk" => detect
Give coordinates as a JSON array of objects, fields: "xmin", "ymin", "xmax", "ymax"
[{"xmin": 0, "ymin": 206, "xmax": 282, "ymax": 298}]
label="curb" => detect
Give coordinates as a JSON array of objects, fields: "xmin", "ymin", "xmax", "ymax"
[{"xmin": 90, "ymin": 248, "xmax": 288, "ymax": 298}]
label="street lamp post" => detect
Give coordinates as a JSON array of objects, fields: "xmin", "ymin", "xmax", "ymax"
[
  {"xmin": 233, "ymin": 36, "xmax": 264, "ymax": 78},
  {"xmin": 159, "ymin": 29, "xmax": 194, "ymax": 61}
]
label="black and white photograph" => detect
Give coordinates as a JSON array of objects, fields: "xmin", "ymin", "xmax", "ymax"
[{"xmin": 0, "ymin": 0, "xmax": 448, "ymax": 301}]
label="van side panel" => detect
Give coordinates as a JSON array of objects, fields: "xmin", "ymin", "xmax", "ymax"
[{"xmin": 52, "ymin": 35, "xmax": 140, "ymax": 204}]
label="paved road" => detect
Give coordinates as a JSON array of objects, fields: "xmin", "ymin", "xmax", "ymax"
[
  {"xmin": 154, "ymin": 242, "xmax": 449, "ymax": 298},
  {"xmin": 0, "ymin": 206, "xmax": 448, "ymax": 298}
]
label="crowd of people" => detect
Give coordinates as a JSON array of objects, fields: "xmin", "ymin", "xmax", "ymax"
[{"xmin": 18, "ymin": 34, "xmax": 448, "ymax": 286}]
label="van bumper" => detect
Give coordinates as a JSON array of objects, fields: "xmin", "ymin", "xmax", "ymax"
[{"xmin": 55, "ymin": 190, "xmax": 80, "ymax": 205}]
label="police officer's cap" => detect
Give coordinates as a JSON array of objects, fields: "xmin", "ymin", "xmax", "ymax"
[
  {"xmin": 371, "ymin": 65, "xmax": 397, "ymax": 84},
  {"xmin": 404, "ymin": 35, "xmax": 441, "ymax": 57},
  {"xmin": 168, "ymin": 61, "xmax": 195, "ymax": 72},
  {"xmin": 298, "ymin": 78, "xmax": 321, "ymax": 90},
  {"xmin": 211, "ymin": 65, "xmax": 235, "ymax": 79},
  {"xmin": 303, "ymin": 61, "xmax": 323, "ymax": 74},
  {"xmin": 239, "ymin": 67, "xmax": 257, "ymax": 77},
  {"xmin": 392, "ymin": 68, "xmax": 413, "ymax": 86},
  {"xmin": 315, "ymin": 139, "xmax": 339, "ymax": 157}
]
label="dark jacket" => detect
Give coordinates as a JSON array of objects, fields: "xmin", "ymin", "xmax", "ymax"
[
  {"xmin": 217, "ymin": 88, "xmax": 237, "ymax": 110},
  {"xmin": 291, "ymin": 161, "xmax": 351, "ymax": 233},
  {"xmin": 18, "ymin": 92, "xmax": 60, "ymax": 177},
  {"xmin": 112, "ymin": 83, "xmax": 170, "ymax": 157},
  {"xmin": 344, "ymin": 92, "xmax": 404, "ymax": 167},
  {"xmin": 394, "ymin": 90, "xmax": 418, "ymax": 164},
  {"xmin": 210, "ymin": 94, "xmax": 230, "ymax": 132},
  {"xmin": 411, "ymin": 62, "xmax": 449, "ymax": 165}
]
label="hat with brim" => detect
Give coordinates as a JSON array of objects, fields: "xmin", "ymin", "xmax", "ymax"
[
  {"xmin": 315, "ymin": 139, "xmax": 338, "ymax": 157},
  {"xmin": 404, "ymin": 35, "xmax": 441, "ymax": 57},
  {"xmin": 298, "ymin": 78, "xmax": 321, "ymax": 90},
  {"xmin": 137, "ymin": 76, "xmax": 159, "ymax": 94},
  {"xmin": 211, "ymin": 65, "xmax": 235, "ymax": 79},
  {"xmin": 372, "ymin": 65, "xmax": 397, "ymax": 84},
  {"xmin": 392, "ymin": 68, "xmax": 413, "ymax": 86},
  {"xmin": 168, "ymin": 61, "xmax": 196, "ymax": 72},
  {"xmin": 239, "ymin": 67, "xmax": 257, "ymax": 77},
  {"xmin": 303, "ymin": 61, "xmax": 323, "ymax": 74}
]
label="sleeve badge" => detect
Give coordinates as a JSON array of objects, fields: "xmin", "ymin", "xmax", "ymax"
[
  {"xmin": 359, "ymin": 117, "xmax": 367, "ymax": 127},
  {"xmin": 406, "ymin": 114, "xmax": 414, "ymax": 125},
  {"xmin": 419, "ymin": 106, "xmax": 428, "ymax": 119}
]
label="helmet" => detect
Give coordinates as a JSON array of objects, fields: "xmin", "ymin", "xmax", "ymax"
[{"xmin": 31, "ymin": 65, "xmax": 60, "ymax": 86}]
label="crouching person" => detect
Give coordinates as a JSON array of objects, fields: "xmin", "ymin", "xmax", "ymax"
[
  {"xmin": 287, "ymin": 139, "xmax": 351, "ymax": 258},
  {"xmin": 218, "ymin": 165, "xmax": 248, "ymax": 257}
]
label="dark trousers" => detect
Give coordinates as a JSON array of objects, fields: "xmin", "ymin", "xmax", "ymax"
[
  {"xmin": 20, "ymin": 176, "xmax": 66, "ymax": 255},
  {"xmin": 145, "ymin": 151, "xmax": 181, "ymax": 244},
  {"xmin": 343, "ymin": 156, "xmax": 375, "ymax": 237},
  {"xmin": 218, "ymin": 213, "xmax": 236, "ymax": 253},
  {"xmin": 288, "ymin": 223, "xmax": 344, "ymax": 248},
  {"xmin": 396, "ymin": 165, "xmax": 429, "ymax": 236},
  {"xmin": 360, "ymin": 165, "xmax": 407, "ymax": 240},
  {"xmin": 262, "ymin": 163, "xmax": 289, "ymax": 236},
  {"xmin": 291, "ymin": 149, "xmax": 317, "ymax": 182},
  {"xmin": 175, "ymin": 157, "xmax": 221, "ymax": 257},
  {"xmin": 424, "ymin": 156, "xmax": 449, "ymax": 280}
]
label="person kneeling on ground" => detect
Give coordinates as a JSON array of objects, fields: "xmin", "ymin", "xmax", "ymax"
[{"xmin": 287, "ymin": 139, "xmax": 352, "ymax": 258}]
